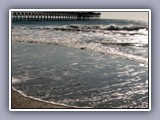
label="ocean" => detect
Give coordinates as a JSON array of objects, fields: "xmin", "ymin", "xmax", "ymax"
[{"xmin": 11, "ymin": 19, "xmax": 149, "ymax": 108}]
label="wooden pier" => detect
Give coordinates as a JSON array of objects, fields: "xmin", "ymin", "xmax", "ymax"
[{"xmin": 12, "ymin": 12, "xmax": 101, "ymax": 21}]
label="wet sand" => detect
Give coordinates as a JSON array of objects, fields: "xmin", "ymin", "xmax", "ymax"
[{"xmin": 11, "ymin": 89, "xmax": 73, "ymax": 109}]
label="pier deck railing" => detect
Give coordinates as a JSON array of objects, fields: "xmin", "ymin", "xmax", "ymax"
[{"xmin": 12, "ymin": 12, "xmax": 101, "ymax": 21}]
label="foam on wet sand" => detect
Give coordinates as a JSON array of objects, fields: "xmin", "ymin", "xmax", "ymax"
[{"xmin": 11, "ymin": 88, "xmax": 73, "ymax": 109}]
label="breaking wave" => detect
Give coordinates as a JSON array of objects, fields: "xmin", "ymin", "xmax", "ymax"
[{"xmin": 12, "ymin": 23, "xmax": 148, "ymax": 64}]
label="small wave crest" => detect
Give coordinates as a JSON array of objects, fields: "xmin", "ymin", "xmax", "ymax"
[
  {"xmin": 95, "ymin": 41, "xmax": 148, "ymax": 47},
  {"xmin": 12, "ymin": 37, "xmax": 148, "ymax": 64},
  {"xmin": 104, "ymin": 24, "xmax": 148, "ymax": 31}
]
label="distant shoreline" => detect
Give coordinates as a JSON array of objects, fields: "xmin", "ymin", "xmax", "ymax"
[{"xmin": 11, "ymin": 89, "xmax": 75, "ymax": 109}]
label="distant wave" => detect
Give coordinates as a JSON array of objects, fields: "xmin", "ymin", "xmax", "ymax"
[{"xmin": 17, "ymin": 24, "xmax": 148, "ymax": 33}]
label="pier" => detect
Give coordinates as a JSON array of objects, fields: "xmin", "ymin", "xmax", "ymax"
[{"xmin": 12, "ymin": 12, "xmax": 101, "ymax": 21}]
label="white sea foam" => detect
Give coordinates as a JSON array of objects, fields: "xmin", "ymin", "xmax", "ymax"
[
  {"xmin": 12, "ymin": 74, "xmax": 31, "ymax": 84},
  {"xmin": 12, "ymin": 36, "xmax": 148, "ymax": 64},
  {"xmin": 12, "ymin": 77, "xmax": 21, "ymax": 84}
]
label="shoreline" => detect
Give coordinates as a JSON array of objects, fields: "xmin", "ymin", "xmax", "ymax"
[{"xmin": 11, "ymin": 88, "xmax": 76, "ymax": 109}]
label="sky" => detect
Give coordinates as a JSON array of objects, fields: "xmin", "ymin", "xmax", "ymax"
[{"xmin": 100, "ymin": 12, "xmax": 148, "ymax": 21}]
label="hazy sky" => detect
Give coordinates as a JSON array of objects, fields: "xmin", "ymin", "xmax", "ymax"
[{"xmin": 100, "ymin": 12, "xmax": 148, "ymax": 21}]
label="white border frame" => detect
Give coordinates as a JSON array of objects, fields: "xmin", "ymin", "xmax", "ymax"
[{"xmin": 9, "ymin": 9, "xmax": 151, "ymax": 111}]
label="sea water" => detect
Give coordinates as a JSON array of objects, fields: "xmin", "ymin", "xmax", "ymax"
[{"xmin": 12, "ymin": 19, "xmax": 149, "ymax": 108}]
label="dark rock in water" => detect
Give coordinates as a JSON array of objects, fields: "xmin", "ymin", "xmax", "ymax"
[
  {"xmin": 68, "ymin": 25, "xmax": 79, "ymax": 29},
  {"xmin": 100, "ymin": 52, "xmax": 105, "ymax": 54},
  {"xmin": 80, "ymin": 47, "xmax": 86, "ymax": 50}
]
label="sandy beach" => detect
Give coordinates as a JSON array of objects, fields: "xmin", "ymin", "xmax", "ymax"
[{"xmin": 11, "ymin": 89, "xmax": 73, "ymax": 109}]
